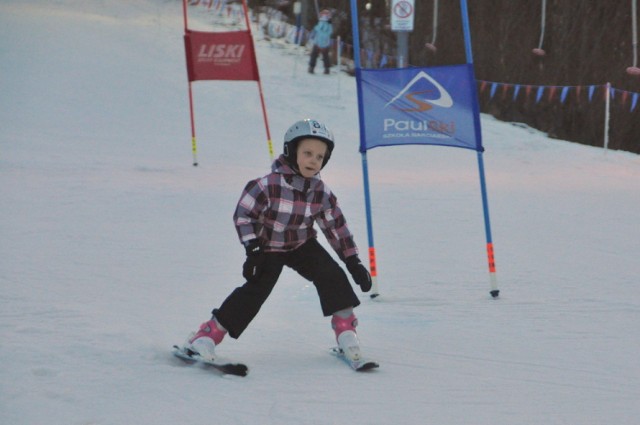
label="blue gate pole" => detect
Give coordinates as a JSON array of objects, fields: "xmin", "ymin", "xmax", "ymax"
[
  {"xmin": 460, "ymin": 0, "xmax": 500, "ymax": 298},
  {"xmin": 350, "ymin": 0, "xmax": 379, "ymax": 298}
]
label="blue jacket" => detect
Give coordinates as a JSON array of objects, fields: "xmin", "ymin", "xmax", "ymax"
[{"xmin": 312, "ymin": 21, "xmax": 332, "ymax": 49}]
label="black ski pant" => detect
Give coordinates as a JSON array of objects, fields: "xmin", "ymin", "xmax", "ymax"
[
  {"xmin": 214, "ymin": 238, "xmax": 360, "ymax": 339},
  {"xmin": 309, "ymin": 45, "xmax": 331, "ymax": 72}
]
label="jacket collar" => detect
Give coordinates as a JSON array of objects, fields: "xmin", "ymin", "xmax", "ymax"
[{"xmin": 273, "ymin": 155, "xmax": 321, "ymax": 192}]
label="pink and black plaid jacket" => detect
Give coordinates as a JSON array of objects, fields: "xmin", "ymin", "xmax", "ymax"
[{"xmin": 233, "ymin": 155, "xmax": 359, "ymax": 260}]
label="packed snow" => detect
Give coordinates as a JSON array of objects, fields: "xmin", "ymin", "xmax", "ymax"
[{"xmin": 1, "ymin": 1, "xmax": 639, "ymax": 424}]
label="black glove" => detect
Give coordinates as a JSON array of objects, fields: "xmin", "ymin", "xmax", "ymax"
[
  {"xmin": 345, "ymin": 256, "xmax": 372, "ymax": 293},
  {"xmin": 242, "ymin": 240, "xmax": 266, "ymax": 282}
]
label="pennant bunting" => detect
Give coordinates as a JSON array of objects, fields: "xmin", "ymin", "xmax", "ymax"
[
  {"xmin": 513, "ymin": 84, "xmax": 521, "ymax": 101},
  {"xmin": 560, "ymin": 86, "xmax": 570, "ymax": 103},
  {"xmin": 536, "ymin": 86, "xmax": 544, "ymax": 103},
  {"xmin": 476, "ymin": 80, "xmax": 638, "ymax": 112}
]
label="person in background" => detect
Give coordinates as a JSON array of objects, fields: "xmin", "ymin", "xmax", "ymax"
[{"xmin": 308, "ymin": 9, "xmax": 333, "ymax": 75}]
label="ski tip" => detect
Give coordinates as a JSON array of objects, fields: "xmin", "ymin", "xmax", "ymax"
[
  {"xmin": 223, "ymin": 364, "xmax": 249, "ymax": 377},
  {"xmin": 356, "ymin": 361, "xmax": 380, "ymax": 372},
  {"xmin": 173, "ymin": 344, "xmax": 249, "ymax": 377},
  {"xmin": 331, "ymin": 347, "xmax": 379, "ymax": 372}
]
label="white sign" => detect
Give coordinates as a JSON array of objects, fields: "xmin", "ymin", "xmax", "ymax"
[{"xmin": 390, "ymin": 0, "xmax": 415, "ymax": 32}]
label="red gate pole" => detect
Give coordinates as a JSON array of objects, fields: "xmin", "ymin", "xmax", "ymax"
[
  {"xmin": 183, "ymin": 0, "xmax": 199, "ymax": 166},
  {"xmin": 240, "ymin": 0, "xmax": 274, "ymax": 160}
]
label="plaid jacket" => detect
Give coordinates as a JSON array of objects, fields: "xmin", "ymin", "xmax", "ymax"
[{"xmin": 233, "ymin": 155, "xmax": 358, "ymax": 260}]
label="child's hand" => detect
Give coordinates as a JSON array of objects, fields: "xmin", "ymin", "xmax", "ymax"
[
  {"xmin": 345, "ymin": 256, "xmax": 372, "ymax": 292},
  {"xmin": 242, "ymin": 240, "xmax": 266, "ymax": 282}
]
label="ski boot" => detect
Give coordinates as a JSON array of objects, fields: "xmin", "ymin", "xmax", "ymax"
[
  {"xmin": 331, "ymin": 310, "xmax": 361, "ymax": 362},
  {"xmin": 184, "ymin": 318, "xmax": 226, "ymax": 361}
]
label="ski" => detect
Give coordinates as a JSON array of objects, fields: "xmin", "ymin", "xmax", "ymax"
[
  {"xmin": 172, "ymin": 345, "xmax": 248, "ymax": 377},
  {"xmin": 330, "ymin": 347, "xmax": 379, "ymax": 372}
]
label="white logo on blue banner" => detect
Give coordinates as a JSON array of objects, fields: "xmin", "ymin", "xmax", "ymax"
[{"xmin": 358, "ymin": 64, "xmax": 482, "ymax": 152}]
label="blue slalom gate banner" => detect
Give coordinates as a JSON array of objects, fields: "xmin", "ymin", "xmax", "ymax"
[
  {"xmin": 350, "ymin": 0, "xmax": 499, "ymax": 299},
  {"xmin": 358, "ymin": 64, "xmax": 483, "ymax": 152}
]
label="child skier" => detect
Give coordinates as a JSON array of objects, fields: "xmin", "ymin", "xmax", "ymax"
[
  {"xmin": 308, "ymin": 9, "xmax": 333, "ymax": 74},
  {"xmin": 181, "ymin": 119, "xmax": 372, "ymax": 365}
]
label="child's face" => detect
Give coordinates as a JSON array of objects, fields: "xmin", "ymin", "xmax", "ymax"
[{"xmin": 296, "ymin": 138, "xmax": 328, "ymax": 178}]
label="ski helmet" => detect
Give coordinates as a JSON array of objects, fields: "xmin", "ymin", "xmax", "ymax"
[{"xmin": 283, "ymin": 119, "xmax": 335, "ymax": 169}]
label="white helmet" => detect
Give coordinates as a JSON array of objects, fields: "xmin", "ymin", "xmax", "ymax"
[{"xmin": 283, "ymin": 119, "xmax": 335, "ymax": 168}]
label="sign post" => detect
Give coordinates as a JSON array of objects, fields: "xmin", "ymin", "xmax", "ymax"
[
  {"xmin": 293, "ymin": 1, "xmax": 302, "ymax": 45},
  {"xmin": 390, "ymin": 0, "xmax": 414, "ymax": 67}
]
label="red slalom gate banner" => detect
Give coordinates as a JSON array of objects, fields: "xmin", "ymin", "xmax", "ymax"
[
  {"xmin": 182, "ymin": 0, "xmax": 273, "ymax": 166},
  {"xmin": 184, "ymin": 30, "xmax": 259, "ymax": 82}
]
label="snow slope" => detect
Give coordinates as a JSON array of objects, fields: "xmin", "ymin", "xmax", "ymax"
[{"xmin": 1, "ymin": 1, "xmax": 639, "ymax": 424}]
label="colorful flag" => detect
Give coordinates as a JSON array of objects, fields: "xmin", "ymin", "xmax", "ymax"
[
  {"xmin": 357, "ymin": 64, "xmax": 482, "ymax": 152},
  {"xmin": 184, "ymin": 30, "xmax": 259, "ymax": 81}
]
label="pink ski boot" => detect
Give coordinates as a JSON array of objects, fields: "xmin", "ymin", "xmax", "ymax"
[
  {"xmin": 331, "ymin": 310, "xmax": 361, "ymax": 362},
  {"xmin": 185, "ymin": 319, "xmax": 226, "ymax": 361}
]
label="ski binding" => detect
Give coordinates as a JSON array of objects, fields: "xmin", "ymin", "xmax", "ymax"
[{"xmin": 331, "ymin": 347, "xmax": 379, "ymax": 372}]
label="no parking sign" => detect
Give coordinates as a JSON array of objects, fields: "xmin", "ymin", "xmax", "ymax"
[{"xmin": 390, "ymin": 0, "xmax": 415, "ymax": 31}]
